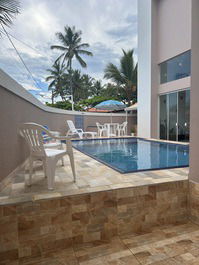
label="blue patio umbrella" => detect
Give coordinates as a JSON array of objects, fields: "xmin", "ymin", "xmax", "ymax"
[
  {"xmin": 95, "ymin": 100, "xmax": 126, "ymax": 112},
  {"xmin": 95, "ymin": 100, "xmax": 126, "ymax": 124}
]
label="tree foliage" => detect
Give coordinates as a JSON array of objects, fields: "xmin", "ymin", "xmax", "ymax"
[
  {"xmin": 51, "ymin": 26, "xmax": 93, "ymax": 69},
  {"xmin": 104, "ymin": 49, "xmax": 137, "ymax": 105},
  {"xmin": 45, "ymin": 61, "xmax": 67, "ymax": 103},
  {"xmin": 47, "ymin": 26, "xmax": 137, "ymax": 109}
]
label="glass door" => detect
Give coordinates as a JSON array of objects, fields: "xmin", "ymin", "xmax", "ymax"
[
  {"xmin": 178, "ymin": 90, "xmax": 190, "ymax": 141},
  {"xmin": 159, "ymin": 89, "xmax": 190, "ymax": 142},
  {"xmin": 168, "ymin": 92, "xmax": 177, "ymax": 141},
  {"xmin": 159, "ymin": 95, "xmax": 167, "ymax": 140}
]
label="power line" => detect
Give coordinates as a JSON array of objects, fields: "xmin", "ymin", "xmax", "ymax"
[
  {"xmin": 0, "ymin": 29, "xmax": 45, "ymax": 57},
  {"xmin": 0, "ymin": 23, "xmax": 42, "ymax": 90},
  {"xmin": 0, "ymin": 39, "xmax": 40, "ymax": 91},
  {"xmin": 1, "ymin": 38, "xmax": 28, "ymax": 76}
]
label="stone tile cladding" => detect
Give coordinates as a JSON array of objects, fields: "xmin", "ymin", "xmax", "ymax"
[
  {"xmin": 189, "ymin": 181, "xmax": 199, "ymax": 225},
  {"xmin": 0, "ymin": 180, "xmax": 188, "ymax": 264}
]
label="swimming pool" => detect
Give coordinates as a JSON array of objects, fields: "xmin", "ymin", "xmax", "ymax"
[{"xmin": 72, "ymin": 138, "xmax": 189, "ymax": 173}]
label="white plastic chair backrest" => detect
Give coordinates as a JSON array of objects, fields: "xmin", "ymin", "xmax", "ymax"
[
  {"xmin": 67, "ymin": 120, "xmax": 77, "ymax": 133},
  {"xmin": 19, "ymin": 123, "xmax": 50, "ymax": 156},
  {"xmin": 123, "ymin": 121, "xmax": 127, "ymax": 129},
  {"xmin": 96, "ymin": 122, "xmax": 104, "ymax": 130},
  {"xmin": 120, "ymin": 121, "xmax": 127, "ymax": 130}
]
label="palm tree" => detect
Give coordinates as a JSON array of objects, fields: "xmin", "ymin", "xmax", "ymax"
[
  {"xmin": 81, "ymin": 74, "xmax": 94, "ymax": 98},
  {"xmin": 63, "ymin": 70, "xmax": 94, "ymax": 102},
  {"xmin": 51, "ymin": 26, "xmax": 93, "ymax": 69},
  {"xmin": 104, "ymin": 49, "xmax": 137, "ymax": 105},
  {"xmin": 0, "ymin": 0, "xmax": 20, "ymax": 29},
  {"xmin": 46, "ymin": 61, "xmax": 67, "ymax": 103},
  {"xmin": 91, "ymin": 80, "xmax": 104, "ymax": 97},
  {"xmin": 51, "ymin": 26, "xmax": 93, "ymax": 110}
]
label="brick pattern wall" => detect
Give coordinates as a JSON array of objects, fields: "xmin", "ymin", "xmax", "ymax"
[
  {"xmin": 189, "ymin": 181, "xmax": 199, "ymax": 224},
  {"xmin": 0, "ymin": 181, "xmax": 188, "ymax": 264}
]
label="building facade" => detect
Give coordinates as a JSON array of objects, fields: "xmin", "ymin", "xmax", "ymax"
[{"xmin": 138, "ymin": 0, "xmax": 191, "ymax": 141}]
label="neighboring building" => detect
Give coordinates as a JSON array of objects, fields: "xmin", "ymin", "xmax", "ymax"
[{"xmin": 138, "ymin": 0, "xmax": 191, "ymax": 141}]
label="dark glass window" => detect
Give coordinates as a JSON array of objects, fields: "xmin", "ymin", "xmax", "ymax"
[
  {"xmin": 168, "ymin": 93, "xmax": 177, "ymax": 141},
  {"xmin": 178, "ymin": 90, "xmax": 190, "ymax": 142},
  {"xmin": 159, "ymin": 89, "xmax": 190, "ymax": 142},
  {"xmin": 160, "ymin": 50, "xmax": 191, "ymax": 84}
]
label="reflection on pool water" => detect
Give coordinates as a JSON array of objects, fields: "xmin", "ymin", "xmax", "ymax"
[{"xmin": 72, "ymin": 138, "xmax": 189, "ymax": 173}]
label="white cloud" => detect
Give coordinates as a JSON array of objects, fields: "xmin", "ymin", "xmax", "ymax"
[
  {"xmin": 0, "ymin": 0, "xmax": 137, "ymax": 98},
  {"xmin": 36, "ymin": 91, "xmax": 62, "ymax": 104},
  {"xmin": 22, "ymin": 83, "xmax": 40, "ymax": 91}
]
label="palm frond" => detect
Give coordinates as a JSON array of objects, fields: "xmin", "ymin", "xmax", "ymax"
[
  {"xmin": 0, "ymin": 0, "xmax": 20, "ymax": 27},
  {"xmin": 120, "ymin": 49, "xmax": 134, "ymax": 81},
  {"xmin": 75, "ymin": 53, "xmax": 87, "ymax": 68},
  {"xmin": 48, "ymin": 80, "xmax": 55, "ymax": 89},
  {"xmin": 45, "ymin": 75, "xmax": 55, "ymax": 81},
  {"xmin": 104, "ymin": 63, "xmax": 124, "ymax": 84},
  {"xmin": 50, "ymin": 44, "xmax": 66, "ymax": 51},
  {"xmin": 76, "ymin": 49, "xmax": 93, "ymax": 56},
  {"xmin": 76, "ymin": 43, "xmax": 90, "ymax": 49},
  {"xmin": 54, "ymin": 53, "xmax": 65, "ymax": 64},
  {"xmin": 131, "ymin": 63, "xmax": 137, "ymax": 86}
]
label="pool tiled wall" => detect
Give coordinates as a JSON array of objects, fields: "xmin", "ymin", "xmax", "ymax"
[{"xmin": 0, "ymin": 180, "xmax": 188, "ymax": 264}]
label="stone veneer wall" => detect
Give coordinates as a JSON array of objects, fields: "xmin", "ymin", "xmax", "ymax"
[
  {"xmin": 189, "ymin": 181, "xmax": 199, "ymax": 224},
  {"xmin": 0, "ymin": 181, "xmax": 188, "ymax": 264}
]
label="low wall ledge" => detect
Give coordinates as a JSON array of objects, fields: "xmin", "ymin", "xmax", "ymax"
[{"xmin": 0, "ymin": 68, "xmax": 134, "ymax": 117}]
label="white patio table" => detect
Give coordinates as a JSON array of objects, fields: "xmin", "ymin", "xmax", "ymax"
[{"xmin": 104, "ymin": 123, "xmax": 119, "ymax": 138}]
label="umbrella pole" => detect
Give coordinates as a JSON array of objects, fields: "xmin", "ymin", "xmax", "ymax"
[
  {"xmin": 125, "ymin": 110, "xmax": 127, "ymax": 135},
  {"xmin": 110, "ymin": 112, "xmax": 113, "ymax": 137}
]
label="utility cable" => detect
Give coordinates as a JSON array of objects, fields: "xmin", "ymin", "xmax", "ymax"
[
  {"xmin": 0, "ymin": 23, "xmax": 42, "ymax": 90},
  {"xmin": 0, "ymin": 28, "xmax": 45, "ymax": 57}
]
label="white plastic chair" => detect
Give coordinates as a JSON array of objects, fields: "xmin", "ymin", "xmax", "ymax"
[
  {"xmin": 41, "ymin": 127, "xmax": 65, "ymax": 165},
  {"xmin": 43, "ymin": 129, "xmax": 64, "ymax": 166},
  {"xmin": 66, "ymin": 120, "xmax": 97, "ymax": 139},
  {"xmin": 19, "ymin": 123, "xmax": 76, "ymax": 190},
  {"xmin": 96, "ymin": 122, "xmax": 107, "ymax": 137},
  {"xmin": 118, "ymin": 121, "xmax": 128, "ymax": 136}
]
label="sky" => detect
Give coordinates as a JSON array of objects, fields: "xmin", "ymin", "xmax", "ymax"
[{"xmin": 0, "ymin": 0, "xmax": 137, "ymax": 104}]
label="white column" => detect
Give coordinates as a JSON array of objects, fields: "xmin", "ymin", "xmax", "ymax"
[
  {"xmin": 137, "ymin": 0, "xmax": 152, "ymax": 138},
  {"xmin": 137, "ymin": 0, "xmax": 158, "ymax": 139},
  {"xmin": 189, "ymin": 0, "xmax": 199, "ymax": 182}
]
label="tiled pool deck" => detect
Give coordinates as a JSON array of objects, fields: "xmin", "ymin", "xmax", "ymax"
[
  {"xmin": 0, "ymin": 148, "xmax": 188, "ymax": 205},
  {"xmin": 15, "ymin": 222, "xmax": 199, "ymax": 264}
]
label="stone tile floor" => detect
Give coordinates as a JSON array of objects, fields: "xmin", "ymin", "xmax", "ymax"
[
  {"xmin": 0, "ymin": 149, "xmax": 188, "ymax": 205},
  {"xmin": 16, "ymin": 221, "xmax": 199, "ymax": 264}
]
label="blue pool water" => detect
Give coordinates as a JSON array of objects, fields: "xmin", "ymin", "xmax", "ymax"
[{"xmin": 72, "ymin": 138, "xmax": 189, "ymax": 173}]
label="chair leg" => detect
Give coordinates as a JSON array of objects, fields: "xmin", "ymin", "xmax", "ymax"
[
  {"xmin": 46, "ymin": 158, "xmax": 57, "ymax": 190},
  {"xmin": 68, "ymin": 153, "xmax": 76, "ymax": 182},
  {"xmin": 28, "ymin": 157, "xmax": 33, "ymax": 186},
  {"xmin": 43, "ymin": 159, "xmax": 47, "ymax": 178},
  {"xmin": 59, "ymin": 144, "xmax": 64, "ymax": 166},
  {"xmin": 78, "ymin": 133, "xmax": 83, "ymax": 139}
]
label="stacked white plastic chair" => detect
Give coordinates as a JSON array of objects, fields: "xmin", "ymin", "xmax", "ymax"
[{"xmin": 19, "ymin": 122, "xmax": 76, "ymax": 190}]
